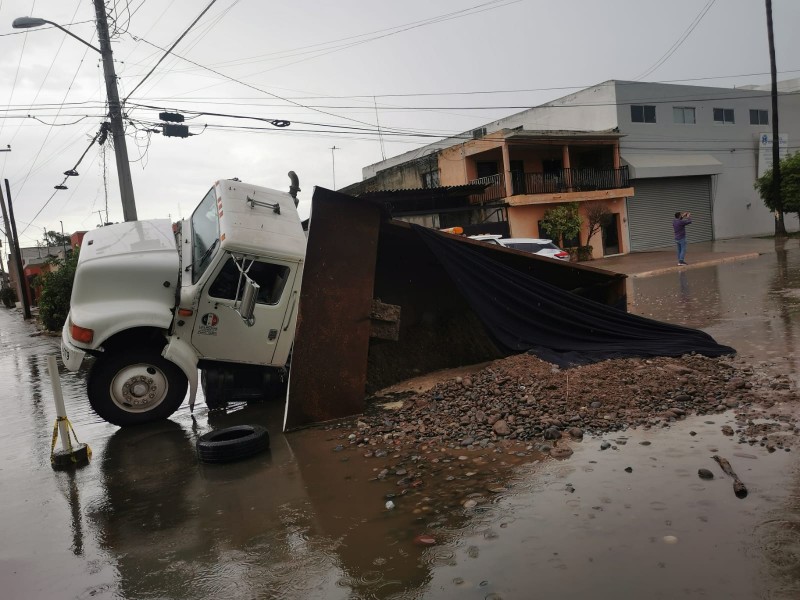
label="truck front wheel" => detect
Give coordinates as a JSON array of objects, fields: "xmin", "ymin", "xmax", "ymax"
[{"xmin": 88, "ymin": 350, "xmax": 188, "ymax": 426}]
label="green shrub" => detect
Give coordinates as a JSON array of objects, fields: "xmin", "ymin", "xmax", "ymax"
[
  {"xmin": 540, "ymin": 203, "xmax": 582, "ymax": 248},
  {"xmin": 37, "ymin": 248, "xmax": 79, "ymax": 331},
  {"xmin": 0, "ymin": 286, "xmax": 16, "ymax": 308}
]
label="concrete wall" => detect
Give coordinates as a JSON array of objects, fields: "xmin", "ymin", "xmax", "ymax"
[
  {"xmin": 481, "ymin": 82, "xmax": 619, "ymax": 133},
  {"xmin": 613, "ymin": 81, "xmax": 800, "ymax": 239},
  {"xmin": 507, "ymin": 197, "xmax": 628, "ymax": 259},
  {"xmin": 439, "ymin": 145, "xmax": 469, "ymax": 186}
]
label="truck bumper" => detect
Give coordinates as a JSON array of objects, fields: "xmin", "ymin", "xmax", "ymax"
[{"xmin": 61, "ymin": 328, "xmax": 86, "ymax": 371}]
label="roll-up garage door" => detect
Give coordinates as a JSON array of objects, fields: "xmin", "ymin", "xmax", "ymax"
[{"xmin": 626, "ymin": 176, "xmax": 713, "ymax": 251}]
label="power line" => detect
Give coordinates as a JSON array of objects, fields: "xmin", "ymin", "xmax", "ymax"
[
  {"xmin": 123, "ymin": 0, "xmax": 219, "ymax": 101},
  {"xmin": 127, "ymin": 0, "xmax": 520, "ymax": 78},
  {"xmin": 13, "ymin": 32, "xmax": 95, "ymax": 201},
  {"xmin": 1, "ymin": 68, "xmax": 797, "ymax": 113},
  {"xmin": 124, "ymin": 89, "xmax": 800, "ymax": 122},
  {"xmin": 19, "ymin": 125, "xmax": 107, "ymax": 237},
  {"xmin": 125, "ymin": 35, "xmax": 439, "ymax": 136},
  {"xmin": 0, "ymin": 20, "xmax": 94, "ymax": 36},
  {"xmin": 634, "ymin": 0, "xmax": 717, "ymax": 81}
]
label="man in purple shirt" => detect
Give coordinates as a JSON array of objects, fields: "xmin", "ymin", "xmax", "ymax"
[{"xmin": 673, "ymin": 211, "xmax": 692, "ymax": 265}]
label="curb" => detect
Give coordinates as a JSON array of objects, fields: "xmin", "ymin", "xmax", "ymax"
[{"xmin": 628, "ymin": 252, "xmax": 762, "ymax": 278}]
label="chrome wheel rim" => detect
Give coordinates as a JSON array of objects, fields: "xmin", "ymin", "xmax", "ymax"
[{"xmin": 109, "ymin": 363, "xmax": 169, "ymax": 413}]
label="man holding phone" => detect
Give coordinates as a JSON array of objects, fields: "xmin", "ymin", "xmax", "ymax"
[{"xmin": 673, "ymin": 211, "xmax": 692, "ymax": 266}]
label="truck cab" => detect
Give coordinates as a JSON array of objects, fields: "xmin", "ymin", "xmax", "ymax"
[{"xmin": 61, "ymin": 177, "xmax": 306, "ymax": 426}]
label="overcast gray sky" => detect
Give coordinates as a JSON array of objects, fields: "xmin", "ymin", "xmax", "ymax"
[{"xmin": 0, "ymin": 0, "xmax": 798, "ymax": 254}]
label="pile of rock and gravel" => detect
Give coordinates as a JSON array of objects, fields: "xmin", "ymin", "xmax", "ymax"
[{"xmin": 341, "ymin": 352, "xmax": 798, "ymax": 454}]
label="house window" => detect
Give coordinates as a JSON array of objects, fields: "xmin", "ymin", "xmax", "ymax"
[
  {"xmin": 749, "ymin": 109, "xmax": 769, "ymax": 125},
  {"xmin": 472, "ymin": 127, "xmax": 487, "ymax": 139},
  {"xmin": 421, "ymin": 170, "xmax": 440, "ymax": 189},
  {"xmin": 673, "ymin": 107, "xmax": 696, "ymax": 124},
  {"xmin": 630, "ymin": 105, "xmax": 656, "ymax": 123},
  {"xmin": 713, "ymin": 108, "xmax": 735, "ymax": 124}
]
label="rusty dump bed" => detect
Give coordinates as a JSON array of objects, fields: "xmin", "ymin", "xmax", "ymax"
[{"xmin": 284, "ymin": 187, "xmax": 628, "ymax": 430}]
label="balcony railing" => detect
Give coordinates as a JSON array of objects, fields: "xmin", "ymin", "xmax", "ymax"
[
  {"xmin": 469, "ymin": 166, "xmax": 629, "ymax": 204},
  {"xmin": 520, "ymin": 166, "xmax": 629, "ymax": 195},
  {"xmin": 468, "ymin": 173, "xmax": 506, "ymax": 203}
]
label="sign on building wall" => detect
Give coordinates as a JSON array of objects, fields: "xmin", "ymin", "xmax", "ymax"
[{"xmin": 758, "ymin": 133, "xmax": 789, "ymax": 177}]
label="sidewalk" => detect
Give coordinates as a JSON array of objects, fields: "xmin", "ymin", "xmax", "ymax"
[{"xmin": 591, "ymin": 237, "xmax": 784, "ymax": 277}]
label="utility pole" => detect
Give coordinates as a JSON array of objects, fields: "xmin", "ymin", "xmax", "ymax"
[
  {"xmin": 93, "ymin": 0, "xmax": 137, "ymax": 222},
  {"xmin": 3, "ymin": 179, "xmax": 31, "ymax": 319},
  {"xmin": 330, "ymin": 146, "xmax": 340, "ymax": 190},
  {"xmin": 766, "ymin": 0, "xmax": 785, "ymax": 235},
  {"xmin": 0, "ymin": 188, "xmax": 13, "ymax": 294},
  {"xmin": 60, "ymin": 221, "xmax": 68, "ymax": 258},
  {"xmin": 0, "ymin": 145, "xmax": 9, "ymax": 291}
]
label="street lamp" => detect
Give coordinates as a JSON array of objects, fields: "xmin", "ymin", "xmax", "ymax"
[
  {"xmin": 13, "ymin": 8, "xmax": 138, "ymax": 222},
  {"xmin": 12, "ymin": 17, "xmax": 101, "ymax": 52}
]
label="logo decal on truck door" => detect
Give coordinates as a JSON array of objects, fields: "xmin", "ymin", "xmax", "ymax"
[{"xmin": 198, "ymin": 312, "xmax": 219, "ymax": 335}]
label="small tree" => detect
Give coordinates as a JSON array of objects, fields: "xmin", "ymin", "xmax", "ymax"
[
  {"xmin": 540, "ymin": 202, "xmax": 582, "ymax": 248},
  {"xmin": 584, "ymin": 201, "xmax": 612, "ymax": 247},
  {"xmin": 755, "ymin": 152, "xmax": 800, "ymax": 218},
  {"xmin": 37, "ymin": 248, "xmax": 79, "ymax": 331},
  {"xmin": 43, "ymin": 229, "xmax": 71, "ymax": 249}
]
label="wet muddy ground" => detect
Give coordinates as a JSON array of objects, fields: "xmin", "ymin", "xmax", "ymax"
[{"xmin": 2, "ymin": 241, "xmax": 800, "ymax": 599}]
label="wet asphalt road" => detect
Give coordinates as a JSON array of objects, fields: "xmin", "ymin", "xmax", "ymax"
[{"xmin": 2, "ymin": 242, "xmax": 800, "ymax": 600}]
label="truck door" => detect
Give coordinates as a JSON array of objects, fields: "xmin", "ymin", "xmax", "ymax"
[{"xmin": 190, "ymin": 254, "xmax": 298, "ymax": 365}]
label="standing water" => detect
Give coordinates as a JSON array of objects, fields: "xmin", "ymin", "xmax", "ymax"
[{"xmin": 1, "ymin": 242, "xmax": 800, "ymax": 599}]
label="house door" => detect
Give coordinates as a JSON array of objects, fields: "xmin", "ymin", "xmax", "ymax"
[
  {"xmin": 510, "ymin": 160, "xmax": 525, "ymax": 195},
  {"xmin": 476, "ymin": 161, "xmax": 498, "ymax": 179},
  {"xmin": 601, "ymin": 213, "xmax": 621, "ymax": 256},
  {"xmin": 541, "ymin": 158, "xmax": 564, "ymax": 193}
]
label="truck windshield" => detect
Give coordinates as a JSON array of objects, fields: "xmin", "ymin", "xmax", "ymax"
[{"xmin": 191, "ymin": 188, "xmax": 220, "ymax": 283}]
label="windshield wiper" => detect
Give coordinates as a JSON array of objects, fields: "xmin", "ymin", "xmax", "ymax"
[{"xmin": 185, "ymin": 238, "xmax": 219, "ymax": 272}]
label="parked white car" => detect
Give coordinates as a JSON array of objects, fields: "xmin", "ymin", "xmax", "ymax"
[{"xmin": 468, "ymin": 235, "xmax": 570, "ymax": 261}]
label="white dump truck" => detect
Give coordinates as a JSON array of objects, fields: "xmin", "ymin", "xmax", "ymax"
[{"xmin": 61, "ymin": 174, "xmax": 306, "ymax": 426}]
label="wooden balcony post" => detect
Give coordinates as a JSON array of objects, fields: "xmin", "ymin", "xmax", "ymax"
[
  {"xmin": 562, "ymin": 145, "xmax": 572, "ymax": 192},
  {"xmin": 502, "ymin": 143, "xmax": 513, "ymax": 198},
  {"xmin": 613, "ymin": 141, "xmax": 621, "ymax": 187}
]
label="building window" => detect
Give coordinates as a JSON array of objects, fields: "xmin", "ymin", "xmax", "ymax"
[
  {"xmin": 713, "ymin": 108, "xmax": 735, "ymax": 124},
  {"xmin": 749, "ymin": 109, "xmax": 769, "ymax": 125},
  {"xmin": 421, "ymin": 170, "xmax": 440, "ymax": 189},
  {"xmin": 472, "ymin": 127, "xmax": 487, "ymax": 139},
  {"xmin": 630, "ymin": 105, "xmax": 656, "ymax": 123},
  {"xmin": 673, "ymin": 106, "xmax": 696, "ymax": 124}
]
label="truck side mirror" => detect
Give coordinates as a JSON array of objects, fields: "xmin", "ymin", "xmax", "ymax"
[{"xmin": 238, "ymin": 277, "xmax": 259, "ymax": 326}]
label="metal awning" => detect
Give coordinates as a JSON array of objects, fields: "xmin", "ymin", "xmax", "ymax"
[{"xmin": 622, "ymin": 153, "xmax": 723, "ymax": 179}]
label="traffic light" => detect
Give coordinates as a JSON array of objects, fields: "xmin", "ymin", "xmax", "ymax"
[
  {"xmin": 162, "ymin": 124, "xmax": 190, "ymax": 138},
  {"xmin": 159, "ymin": 112, "xmax": 185, "ymax": 123}
]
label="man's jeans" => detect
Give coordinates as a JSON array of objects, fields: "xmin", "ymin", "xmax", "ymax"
[{"xmin": 676, "ymin": 238, "xmax": 687, "ymax": 263}]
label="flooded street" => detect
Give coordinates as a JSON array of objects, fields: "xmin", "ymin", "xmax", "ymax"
[{"xmin": 2, "ymin": 242, "xmax": 800, "ymax": 599}]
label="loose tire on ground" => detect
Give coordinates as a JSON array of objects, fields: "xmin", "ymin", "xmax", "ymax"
[
  {"xmin": 196, "ymin": 425, "xmax": 270, "ymax": 464},
  {"xmin": 87, "ymin": 349, "xmax": 188, "ymax": 427}
]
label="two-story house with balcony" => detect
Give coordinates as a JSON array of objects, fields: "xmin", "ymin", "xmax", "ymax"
[{"xmin": 351, "ymin": 79, "xmax": 800, "ymax": 256}]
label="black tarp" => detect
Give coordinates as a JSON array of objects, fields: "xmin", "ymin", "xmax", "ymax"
[{"xmin": 413, "ymin": 225, "xmax": 734, "ymax": 366}]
